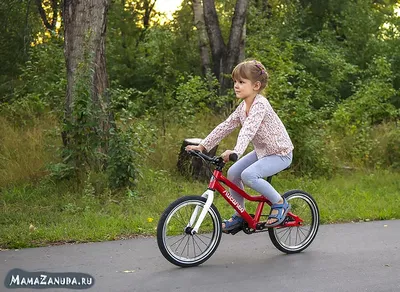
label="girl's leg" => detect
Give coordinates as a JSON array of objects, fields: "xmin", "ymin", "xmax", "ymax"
[
  {"xmin": 226, "ymin": 151, "xmax": 258, "ymax": 214},
  {"xmin": 241, "ymin": 153, "xmax": 293, "ymax": 224},
  {"xmin": 222, "ymin": 151, "xmax": 258, "ymax": 230}
]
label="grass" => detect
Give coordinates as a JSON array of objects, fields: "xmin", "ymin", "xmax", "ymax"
[
  {"xmin": 1, "ymin": 168, "xmax": 399, "ymax": 249},
  {"xmin": 0, "ymin": 113, "xmax": 399, "ymax": 249},
  {"xmin": 0, "ymin": 116, "xmax": 60, "ymax": 188}
]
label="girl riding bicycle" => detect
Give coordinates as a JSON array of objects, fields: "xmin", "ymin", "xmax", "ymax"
[{"xmin": 186, "ymin": 59, "xmax": 294, "ymax": 232}]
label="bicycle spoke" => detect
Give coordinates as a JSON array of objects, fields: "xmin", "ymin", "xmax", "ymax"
[
  {"xmin": 194, "ymin": 233, "xmax": 210, "ymax": 246},
  {"xmin": 295, "ymin": 228, "xmax": 301, "ymax": 245},
  {"xmin": 179, "ymin": 236, "xmax": 190, "ymax": 258},
  {"xmin": 276, "ymin": 227, "xmax": 291, "ymax": 236},
  {"xmin": 283, "ymin": 227, "xmax": 292, "ymax": 244},
  {"xmin": 298, "ymin": 226, "xmax": 310, "ymax": 237},
  {"xmin": 169, "ymin": 235, "xmax": 186, "ymax": 247},
  {"xmin": 193, "ymin": 236, "xmax": 205, "ymax": 254},
  {"xmin": 172, "ymin": 210, "xmax": 186, "ymax": 227},
  {"xmin": 192, "ymin": 236, "xmax": 198, "ymax": 258},
  {"xmin": 174, "ymin": 235, "xmax": 187, "ymax": 253},
  {"xmin": 195, "ymin": 233, "xmax": 212, "ymax": 240}
]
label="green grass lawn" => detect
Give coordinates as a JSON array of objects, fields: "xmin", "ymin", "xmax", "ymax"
[{"xmin": 1, "ymin": 168, "xmax": 399, "ymax": 249}]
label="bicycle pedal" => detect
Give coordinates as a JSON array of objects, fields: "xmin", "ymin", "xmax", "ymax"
[
  {"xmin": 256, "ymin": 222, "xmax": 267, "ymax": 230},
  {"xmin": 223, "ymin": 226, "xmax": 242, "ymax": 235}
]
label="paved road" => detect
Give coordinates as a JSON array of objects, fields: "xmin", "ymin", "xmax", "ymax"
[{"xmin": 1, "ymin": 220, "xmax": 399, "ymax": 292}]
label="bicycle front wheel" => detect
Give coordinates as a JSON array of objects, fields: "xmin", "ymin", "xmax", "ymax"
[
  {"xmin": 268, "ymin": 190, "xmax": 319, "ymax": 254},
  {"xmin": 157, "ymin": 195, "xmax": 222, "ymax": 267}
]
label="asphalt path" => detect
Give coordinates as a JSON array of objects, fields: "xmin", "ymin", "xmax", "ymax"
[{"xmin": 1, "ymin": 220, "xmax": 399, "ymax": 292}]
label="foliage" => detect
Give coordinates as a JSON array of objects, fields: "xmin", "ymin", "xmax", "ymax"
[
  {"xmin": 13, "ymin": 37, "xmax": 66, "ymax": 113},
  {"xmin": 174, "ymin": 74, "xmax": 221, "ymax": 125},
  {"xmin": 244, "ymin": 0, "xmax": 400, "ymax": 175},
  {"xmin": 330, "ymin": 57, "xmax": 399, "ymax": 167},
  {"xmin": 62, "ymin": 58, "xmax": 105, "ymax": 176},
  {"xmin": 0, "ymin": 36, "xmax": 66, "ymax": 126},
  {"xmin": 0, "ymin": 0, "xmax": 42, "ymax": 99},
  {"xmin": 107, "ymin": 127, "xmax": 136, "ymax": 189}
]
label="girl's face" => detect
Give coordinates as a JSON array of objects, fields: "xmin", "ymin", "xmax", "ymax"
[{"xmin": 233, "ymin": 77, "xmax": 260, "ymax": 100}]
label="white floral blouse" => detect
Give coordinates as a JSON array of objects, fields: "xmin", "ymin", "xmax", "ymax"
[{"xmin": 200, "ymin": 94, "xmax": 294, "ymax": 159}]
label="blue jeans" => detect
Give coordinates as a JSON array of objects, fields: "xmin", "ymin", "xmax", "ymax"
[{"xmin": 227, "ymin": 150, "xmax": 293, "ymax": 213}]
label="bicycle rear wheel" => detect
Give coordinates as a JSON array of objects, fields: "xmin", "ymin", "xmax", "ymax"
[
  {"xmin": 268, "ymin": 190, "xmax": 319, "ymax": 254},
  {"xmin": 157, "ymin": 195, "xmax": 222, "ymax": 267}
]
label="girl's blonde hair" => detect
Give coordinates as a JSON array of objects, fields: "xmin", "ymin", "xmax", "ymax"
[{"xmin": 231, "ymin": 60, "xmax": 269, "ymax": 92}]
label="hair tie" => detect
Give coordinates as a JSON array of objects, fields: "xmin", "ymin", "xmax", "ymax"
[{"xmin": 253, "ymin": 60, "xmax": 266, "ymax": 76}]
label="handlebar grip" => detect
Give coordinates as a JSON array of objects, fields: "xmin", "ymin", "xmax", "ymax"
[{"xmin": 229, "ymin": 153, "xmax": 238, "ymax": 162}]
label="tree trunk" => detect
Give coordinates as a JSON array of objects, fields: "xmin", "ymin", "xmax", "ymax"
[
  {"xmin": 203, "ymin": 0, "xmax": 249, "ymax": 95},
  {"xmin": 203, "ymin": 0, "xmax": 225, "ymax": 84},
  {"xmin": 239, "ymin": 19, "xmax": 246, "ymax": 62},
  {"xmin": 192, "ymin": 0, "xmax": 211, "ymax": 76},
  {"xmin": 221, "ymin": 0, "xmax": 249, "ymax": 94},
  {"xmin": 142, "ymin": 0, "xmax": 156, "ymax": 29},
  {"xmin": 63, "ymin": 0, "xmax": 111, "ymax": 170}
]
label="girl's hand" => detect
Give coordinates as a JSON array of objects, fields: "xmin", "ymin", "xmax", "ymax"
[
  {"xmin": 221, "ymin": 150, "xmax": 235, "ymax": 162},
  {"xmin": 185, "ymin": 144, "xmax": 205, "ymax": 152}
]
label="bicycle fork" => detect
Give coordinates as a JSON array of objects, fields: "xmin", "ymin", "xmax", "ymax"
[{"xmin": 187, "ymin": 190, "xmax": 214, "ymax": 235}]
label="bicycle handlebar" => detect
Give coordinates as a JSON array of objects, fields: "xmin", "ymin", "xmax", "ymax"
[{"xmin": 187, "ymin": 150, "xmax": 238, "ymax": 166}]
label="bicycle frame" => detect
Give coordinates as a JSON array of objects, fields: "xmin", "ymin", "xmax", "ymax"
[
  {"xmin": 190, "ymin": 168, "xmax": 302, "ymax": 234},
  {"xmin": 209, "ymin": 169, "xmax": 269, "ymax": 230}
]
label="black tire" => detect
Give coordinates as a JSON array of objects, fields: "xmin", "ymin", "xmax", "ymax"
[
  {"xmin": 157, "ymin": 196, "xmax": 222, "ymax": 267},
  {"xmin": 268, "ymin": 190, "xmax": 319, "ymax": 254}
]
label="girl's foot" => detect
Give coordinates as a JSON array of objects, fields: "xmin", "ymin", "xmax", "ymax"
[
  {"xmin": 266, "ymin": 198, "xmax": 290, "ymax": 227},
  {"xmin": 222, "ymin": 214, "xmax": 244, "ymax": 232}
]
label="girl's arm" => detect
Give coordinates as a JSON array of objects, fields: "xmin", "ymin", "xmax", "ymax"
[{"xmin": 200, "ymin": 106, "xmax": 241, "ymax": 152}]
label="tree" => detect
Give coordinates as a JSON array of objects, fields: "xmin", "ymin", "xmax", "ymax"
[
  {"xmin": 62, "ymin": 0, "xmax": 112, "ymax": 172},
  {"xmin": 192, "ymin": 0, "xmax": 211, "ymax": 76},
  {"xmin": 203, "ymin": 0, "xmax": 249, "ymax": 94},
  {"xmin": 35, "ymin": 0, "xmax": 60, "ymax": 31}
]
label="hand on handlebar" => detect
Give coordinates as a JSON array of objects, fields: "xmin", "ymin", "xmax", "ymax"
[
  {"xmin": 185, "ymin": 144, "xmax": 205, "ymax": 152},
  {"xmin": 221, "ymin": 150, "xmax": 237, "ymax": 163}
]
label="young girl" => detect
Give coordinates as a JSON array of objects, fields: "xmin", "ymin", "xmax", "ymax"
[{"xmin": 186, "ymin": 59, "xmax": 294, "ymax": 232}]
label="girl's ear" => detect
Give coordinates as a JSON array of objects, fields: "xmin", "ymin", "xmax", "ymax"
[{"xmin": 253, "ymin": 81, "xmax": 261, "ymax": 91}]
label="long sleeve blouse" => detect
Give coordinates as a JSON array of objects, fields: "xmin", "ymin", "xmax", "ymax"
[{"xmin": 200, "ymin": 94, "xmax": 294, "ymax": 159}]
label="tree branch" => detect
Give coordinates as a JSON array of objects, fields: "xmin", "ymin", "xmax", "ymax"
[{"xmin": 35, "ymin": 0, "xmax": 59, "ymax": 31}]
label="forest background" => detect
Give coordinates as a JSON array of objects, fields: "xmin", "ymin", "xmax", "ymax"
[{"xmin": 0, "ymin": 0, "xmax": 399, "ymax": 249}]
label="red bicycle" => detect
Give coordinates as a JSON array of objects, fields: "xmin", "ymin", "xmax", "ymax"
[{"xmin": 157, "ymin": 150, "xmax": 319, "ymax": 267}]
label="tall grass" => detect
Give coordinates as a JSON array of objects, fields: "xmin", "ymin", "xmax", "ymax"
[{"xmin": 0, "ymin": 115, "xmax": 60, "ymax": 188}]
